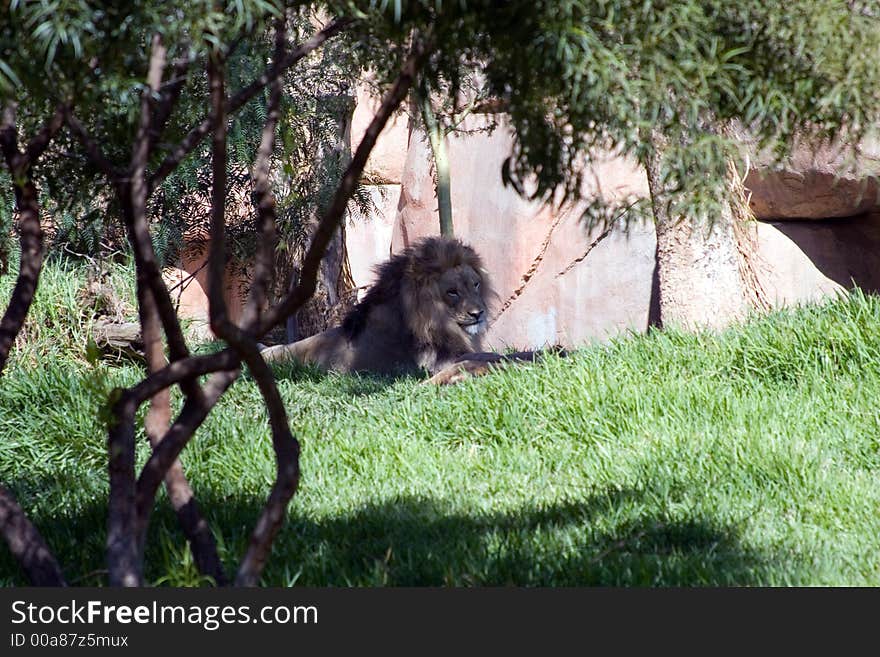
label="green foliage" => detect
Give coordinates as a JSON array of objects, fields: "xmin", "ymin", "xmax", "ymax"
[
  {"xmin": 474, "ymin": 0, "xmax": 880, "ymax": 215},
  {"xmin": 332, "ymin": 1, "xmax": 880, "ymax": 218},
  {"xmin": 3, "ymin": 1, "xmax": 879, "ymax": 252},
  {"xmin": 4, "ymin": 259, "xmax": 880, "ymax": 585},
  {"xmin": 0, "ymin": 2, "xmax": 376, "ymax": 274}
]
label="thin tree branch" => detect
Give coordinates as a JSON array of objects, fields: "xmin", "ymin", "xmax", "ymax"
[
  {"xmin": 110, "ymin": 368, "xmax": 236, "ymax": 587},
  {"xmin": 101, "ymin": 347, "xmax": 239, "ymax": 573},
  {"xmin": 64, "ymin": 110, "xmax": 123, "ymax": 182},
  {"xmin": 140, "ymin": 290, "xmax": 228, "ymax": 585},
  {"xmin": 257, "ymin": 34, "xmax": 432, "ymax": 336},
  {"xmin": 106, "ymin": 34, "xmax": 171, "ymax": 588},
  {"xmin": 234, "ymin": 423, "xmax": 298, "ymax": 585},
  {"xmin": 230, "ymin": 338, "xmax": 299, "ymax": 586},
  {"xmin": 0, "ymin": 104, "xmax": 66, "ymax": 586},
  {"xmin": 0, "ymin": 485, "xmax": 66, "ymax": 586},
  {"xmin": 107, "ymin": 33, "xmax": 226, "ymax": 586},
  {"xmin": 106, "ymin": 390, "xmax": 139, "ymax": 586},
  {"xmin": 241, "ymin": 21, "xmax": 284, "ymax": 329},
  {"xmin": 134, "ymin": 371, "xmax": 238, "ymax": 536},
  {"xmin": 129, "ymin": 348, "xmax": 240, "ymax": 406},
  {"xmin": 149, "ymin": 17, "xmax": 351, "ymax": 191},
  {"xmin": 126, "ymin": 33, "xmax": 193, "ymax": 364},
  {"xmin": 201, "ymin": 20, "xmax": 300, "ymax": 586},
  {"xmin": 207, "ymin": 43, "xmax": 230, "ymax": 330},
  {"xmin": 102, "ymin": 19, "xmax": 425, "ymax": 589},
  {"xmin": 150, "ymin": 52, "xmax": 192, "ymax": 152},
  {"xmin": 0, "ymin": 103, "xmax": 64, "ymax": 373},
  {"xmin": 234, "ymin": 36, "xmax": 434, "ymax": 583}
]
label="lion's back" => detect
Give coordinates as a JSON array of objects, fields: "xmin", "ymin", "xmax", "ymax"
[{"xmin": 262, "ymin": 324, "xmax": 422, "ymax": 376}]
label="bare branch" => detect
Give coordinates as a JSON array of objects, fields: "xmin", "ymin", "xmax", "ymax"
[
  {"xmin": 106, "ymin": 391, "xmax": 139, "ymax": 586},
  {"xmin": 110, "ymin": 366, "xmax": 234, "ymax": 587},
  {"xmin": 200, "ymin": 21, "xmax": 300, "ymax": 586},
  {"xmin": 127, "ymin": 34, "xmax": 192, "ymax": 359},
  {"xmin": 0, "ymin": 179, "xmax": 43, "ymax": 373},
  {"xmin": 0, "ymin": 486, "xmax": 66, "ymax": 586},
  {"xmin": 161, "ymin": 480, "xmax": 227, "ymax": 584},
  {"xmin": 150, "ymin": 53, "xmax": 192, "ymax": 152},
  {"xmin": 141, "ymin": 289, "xmax": 227, "ymax": 585},
  {"xmin": 108, "ymin": 20, "xmax": 300, "ymax": 584},
  {"xmin": 134, "ymin": 371, "xmax": 238, "ymax": 536},
  {"xmin": 0, "ymin": 104, "xmax": 66, "ymax": 586},
  {"xmin": 207, "ymin": 44, "xmax": 230, "ymax": 330},
  {"xmin": 234, "ymin": 429, "xmax": 299, "ymax": 585},
  {"xmin": 225, "ymin": 35, "xmax": 434, "ymax": 584},
  {"xmin": 257, "ymin": 34, "xmax": 432, "ymax": 336},
  {"xmin": 150, "ymin": 17, "xmax": 351, "ymax": 190},
  {"xmin": 241, "ymin": 20, "xmax": 284, "ymax": 329},
  {"xmin": 0, "ymin": 103, "xmax": 65, "ymax": 374},
  {"xmin": 230, "ymin": 338, "xmax": 299, "ymax": 586},
  {"xmin": 106, "ymin": 36, "xmax": 170, "ymax": 588},
  {"xmin": 64, "ymin": 110, "xmax": 123, "ymax": 182},
  {"xmin": 128, "ymin": 348, "xmax": 240, "ymax": 407},
  {"xmin": 107, "ymin": 33, "xmax": 227, "ymax": 586}
]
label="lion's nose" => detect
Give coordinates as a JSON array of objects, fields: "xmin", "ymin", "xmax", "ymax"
[{"xmin": 469, "ymin": 309, "xmax": 485, "ymax": 321}]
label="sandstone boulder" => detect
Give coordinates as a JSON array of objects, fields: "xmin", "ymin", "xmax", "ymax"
[
  {"xmin": 391, "ymin": 114, "xmax": 654, "ymax": 348},
  {"xmin": 346, "ymin": 184, "xmax": 399, "ymax": 291},
  {"xmin": 744, "ymin": 134, "xmax": 880, "ymax": 220},
  {"xmin": 163, "ymin": 264, "xmax": 213, "ymax": 341},
  {"xmin": 350, "ymin": 82, "xmax": 410, "ymax": 184}
]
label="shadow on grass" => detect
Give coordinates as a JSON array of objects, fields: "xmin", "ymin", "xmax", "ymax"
[
  {"xmin": 190, "ymin": 490, "xmax": 784, "ymax": 586},
  {"xmin": 190, "ymin": 338, "xmax": 411, "ymax": 396},
  {"xmin": 1, "ymin": 483, "xmax": 789, "ymax": 587},
  {"xmin": 267, "ymin": 361, "xmax": 419, "ymax": 398}
]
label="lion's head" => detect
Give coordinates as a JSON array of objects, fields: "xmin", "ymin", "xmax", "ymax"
[{"xmin": 341, "ymin": 236, "xmax": 494, "ymax": 373}]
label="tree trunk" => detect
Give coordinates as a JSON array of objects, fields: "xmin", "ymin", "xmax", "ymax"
[
  {"xmin": 646, "ymin": 129, "xmax": 766, "ymax": 329},
  {"xmin": 286, "ymin": 92, "xmax": 357, "ymax": 342},
  {"xmin": 418, "ymin": 86, "xmax": 453, "ymax": 237}
]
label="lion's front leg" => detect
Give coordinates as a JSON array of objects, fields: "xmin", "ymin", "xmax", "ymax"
[
  {"xmin": 425, "ymin": 356, "xmax": 499, "ymax": 385},
  {"xmin": 424, "ymin": 348, "xmax": 569, "ymax": 386}
]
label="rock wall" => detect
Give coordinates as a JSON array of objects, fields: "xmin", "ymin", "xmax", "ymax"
[
  {"xmin": 380, "ymin": 113, "xmax": 658, "ymax": 348},
  {"xmin": 754, "ymin": 214, "xmax": 880, "ymax": 304},
  {"xmin": 346, "ymin": 97, "xmax": 880, "ymax": 349},
  {"xmin": 172, "ymin": 86, "xmax": 880, "ymax": 349},
  {"xmin": 743, "ymin": 134, "xmax": 880, "ymax": 220}
]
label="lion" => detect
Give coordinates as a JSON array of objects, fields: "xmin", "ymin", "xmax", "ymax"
[{"xmin": 260, "ymin": 236, "xmax": 494, "ymax": 376}]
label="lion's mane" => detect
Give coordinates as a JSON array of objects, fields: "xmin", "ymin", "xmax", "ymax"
[{"xmin": 261, "ymin": 236, "xmax": 494, "ymax": 375}]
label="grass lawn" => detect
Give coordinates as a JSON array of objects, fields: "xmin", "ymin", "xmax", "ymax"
[{"xmin": 1, "ymin": 259, "xmax": 880, "ymax": 586}]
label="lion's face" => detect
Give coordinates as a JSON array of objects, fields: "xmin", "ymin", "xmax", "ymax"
[
  {"xmin": 435, "ymin": 264, "xmax": 488, "ymax": 337},
  {"xmin": 337, "ymin": 236, "xmax": 494, "ymax": 374}
]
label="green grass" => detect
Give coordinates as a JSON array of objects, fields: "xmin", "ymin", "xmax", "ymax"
[{"xmin": 2, "ymin": 258, "xmax": 880, "ymax": 585}]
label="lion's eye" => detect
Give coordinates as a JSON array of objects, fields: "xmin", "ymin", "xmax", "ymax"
[
  {"xmin": 474, "ymin": 280, "xmax": 480, "ymax": 290},
  {"xmin": 447, "ymin": 289, "xmax": 459, "ymax": 298}
]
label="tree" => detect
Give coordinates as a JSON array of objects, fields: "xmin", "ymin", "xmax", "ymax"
[
  {"xmin": 1, "ymin": 0, "xmax": 878, "ymax": 586},
  {"xmin": 416, "ymin": 79, "xmax": 453, "ymax": 236},
  {"xmin": 481, "ymin": 1, "xmax": 880, "ymax": 326},
  {"xmin": 413, "ymin": 73, "xmax": 497, "ymax": 238}
]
